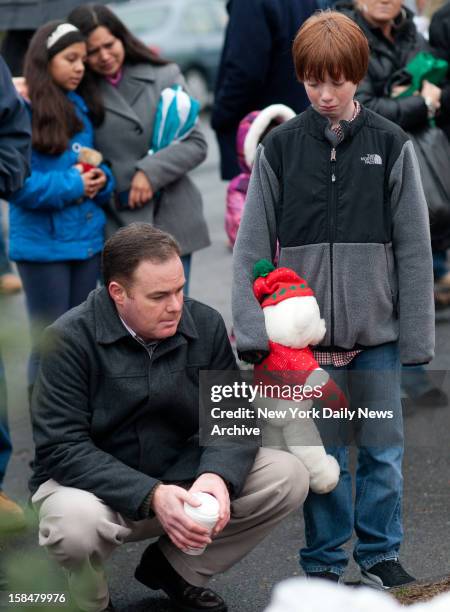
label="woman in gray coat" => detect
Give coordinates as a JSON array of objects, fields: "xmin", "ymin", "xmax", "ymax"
[{"xmin": 68, "ymin": 4, "xmax": 210, "ymax": 292}]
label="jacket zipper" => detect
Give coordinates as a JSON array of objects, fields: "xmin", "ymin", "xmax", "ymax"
[
  {"xmin": 329, "ymin": 147, "xmax": 337, "ymax": 346},
  {"xmin": 133, "ymin": 338, "xmax": 157, "ymax": 394}
]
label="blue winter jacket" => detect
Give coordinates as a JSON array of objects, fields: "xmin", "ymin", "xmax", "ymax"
[{"xmin": 9, "ymin": 91, "xmax": 115, "ymax": 262}]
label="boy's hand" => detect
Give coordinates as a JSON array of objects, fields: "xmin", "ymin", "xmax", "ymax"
[{"xmin": 238, "ymin": 349, "xmax": 270, "ymax": 364}]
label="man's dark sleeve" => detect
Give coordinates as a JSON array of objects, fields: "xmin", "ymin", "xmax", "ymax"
[
  {"xmin": 0, "ymin": 56, "xmax": 31, "ymax": 199},
  {"xmin": 31, "ymin": 326, "xmax": 158, "ymax": 521},
  {"xmin": 356, "ymin": 73, "xmax": 429, "ymax": 132},
  {"xmin": 429, "ymin": 3, "xmax": 450, "ymax": 63},
  {"xmin": 196, "ymin": 315, "xmax": 259, "ymax": 498},
  {"xmin": 211, "ymin": 0, "xmax": 273, "ymax": 132}
]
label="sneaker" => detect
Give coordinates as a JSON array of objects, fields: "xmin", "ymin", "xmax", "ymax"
[
  {"xmin": 361, "ymin": 559, "xmax": 415, "ymax": 590},
  {"xmin": 0, "ymin": 273, "xmax": 22, "ymax": 295},
  {"xmin": 306, "ymin": 571, "xmax": 341, "ymax": 583},
  {"xmin": 413, "ymin": 388, "xmax": 448, "ymax": 408},
  {"xmin": 0, "ymin": 491, "xmax": 27, "ymax": 533}
]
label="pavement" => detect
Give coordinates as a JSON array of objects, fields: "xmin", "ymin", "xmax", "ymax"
[{"xmin": 0, "ymin": 116, "xmax": 449, "ymax": 611}]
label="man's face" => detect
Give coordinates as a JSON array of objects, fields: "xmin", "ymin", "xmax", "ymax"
[{"xmin": 110, "ymin": 257, "xmax": 185, "ymax": 342}]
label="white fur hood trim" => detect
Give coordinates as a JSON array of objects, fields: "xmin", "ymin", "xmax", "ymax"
[{"xmin": 243, "ymin": 104, "xmax": 296, "ymax": 169}]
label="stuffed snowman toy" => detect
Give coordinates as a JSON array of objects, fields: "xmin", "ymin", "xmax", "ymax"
[{"xmin": 252, "ymin": 259, "xmax": 345, "ymax": 494}]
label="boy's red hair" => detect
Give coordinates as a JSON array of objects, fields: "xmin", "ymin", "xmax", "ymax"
[{"xmin": 292, "ymin": 11, "xmax": 369, "ymax": 84}]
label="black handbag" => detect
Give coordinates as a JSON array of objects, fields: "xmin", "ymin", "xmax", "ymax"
[{"xmin": 408, "ymin": 126, "xmax": 450, "ymax": 250}]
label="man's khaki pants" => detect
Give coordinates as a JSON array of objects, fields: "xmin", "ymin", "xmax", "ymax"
[{"xmin": 32, "ymin": 449, "xmax": 309, "ymax": 612}]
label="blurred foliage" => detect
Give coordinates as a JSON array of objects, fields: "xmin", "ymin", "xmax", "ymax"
[{"xmin": 0, "ymin": 510, "xmax": 76, "ymax": 611}]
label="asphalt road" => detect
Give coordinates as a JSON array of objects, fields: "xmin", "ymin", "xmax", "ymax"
[{"xmin": 1, "ymin": 117, "xmax": 449, "ymax": 611}]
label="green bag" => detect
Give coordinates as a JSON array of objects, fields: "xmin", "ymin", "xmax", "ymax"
[{"xmin": 396, "ymin": 51, "xmax": 448, "ymax": 98}]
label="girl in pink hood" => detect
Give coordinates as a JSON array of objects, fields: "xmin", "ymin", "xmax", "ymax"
[{"xmin": 225, "ymin": 104, "xmax": 295, "ymax": 247}]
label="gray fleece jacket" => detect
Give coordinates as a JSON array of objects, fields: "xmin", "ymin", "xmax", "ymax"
[{"xmin": 232, "ymin": 105, "xmax": 434, "ymax": 365}]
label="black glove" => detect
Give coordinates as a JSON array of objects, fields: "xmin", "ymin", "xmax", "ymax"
[{"xmin": 238, "ymin": 349, "xmax": 270, "ymax": 365}]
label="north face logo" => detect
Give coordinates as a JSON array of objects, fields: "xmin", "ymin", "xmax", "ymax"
[{"xmin": 361, "ymin": 153, "xmax": 382, "ymax": 165}]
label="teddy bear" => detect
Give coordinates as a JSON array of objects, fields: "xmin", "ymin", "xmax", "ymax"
[
  {"xmin": 77, "ymin": 146, "xmax": 103, "ymax": 173},
  {"xmin": 251, "ymin": 259, "xmax": 346, "ymax": 494}
]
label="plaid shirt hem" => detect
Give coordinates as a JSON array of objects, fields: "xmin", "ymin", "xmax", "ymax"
[{"xmin": 313, "ymin": 349, "xmax": 362, "ymax": 367}]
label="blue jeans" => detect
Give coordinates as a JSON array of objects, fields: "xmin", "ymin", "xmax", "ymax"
[
  {"xmin": 401, "ymin": 365, "xmax": 434, "ymax": 399},
  {"xmin": 0, "ymin": 351, "xmax": 12, "ymax": 488},
  {"xmin": 300, "ymin": 342, "xmax": 404, "ymax": 575},
  {"xmin": 18, "ymin": 256, "xmax": 101, "ymax": 386}
]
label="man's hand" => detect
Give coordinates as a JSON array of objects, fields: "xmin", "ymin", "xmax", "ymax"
[
  {"xmin": 129, "ymin": 170, "xmax": 153, "ymax": 208},
  {"xmin": 151, "ymin": 484, "xmax": 212, "ymax": 552},
  {"xmin": 190, "ymin": 473, "xmax": 231, "ymax": 536}
]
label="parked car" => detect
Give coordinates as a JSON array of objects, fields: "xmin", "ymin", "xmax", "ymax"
[{"xmin": 108, "ymin": 0, "xmax": 227, "ymax": 107}]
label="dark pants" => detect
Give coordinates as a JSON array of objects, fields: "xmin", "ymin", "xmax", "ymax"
[
  {"xmin": 433, "ymin": 250, "xmax": 448, "ymax": 281},
  {"xmin": 0, "ymin": 352, "xmax": 11, "ymax": 488},
  {"xmin": 181, "ymin": 254, "xmax": 192, "ymax": 296},
  {"xmin": 18, "ymin": 256, "xmax": 101, "ymax": 386},
  {"xmin": 0, "ymin": 207, "xmax": 12, "ymax": 275}
]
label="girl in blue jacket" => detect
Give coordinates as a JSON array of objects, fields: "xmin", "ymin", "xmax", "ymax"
[{"xmin": 9, "ymin": 21, "xmax": 114, "ymax": 388}]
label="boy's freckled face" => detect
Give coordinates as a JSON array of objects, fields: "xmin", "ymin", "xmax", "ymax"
[{"xmin": 304, "ymin": 75, "xmax": 358, "ymax": 125}]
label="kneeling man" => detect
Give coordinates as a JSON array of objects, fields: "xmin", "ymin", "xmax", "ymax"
[{"xmin": 30, "ymin": 223, "xmax": 309, "ymax": 612}]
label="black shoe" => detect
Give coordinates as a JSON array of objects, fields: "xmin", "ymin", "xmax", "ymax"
[
  {"xmin": 361, "ymin": 559, "xmax": 415, "ymax": 590},
  {"xmin": 306, "ymin": 571, "xmax": 341, "ymax": 582},
  {"xmin": 135, "ymin": 543, "xmax": 227, "ymax": 612},
  {"xmin": 413, "ymin": 388, "xmax": 448, "ymax": 408}
]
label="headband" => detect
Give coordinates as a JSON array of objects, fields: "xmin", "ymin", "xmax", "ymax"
[{"xmin": 47, "ymin": 23, "xmax": 80, "ymax": 49}]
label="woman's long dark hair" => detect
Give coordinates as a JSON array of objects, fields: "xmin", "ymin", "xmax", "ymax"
[
  {"xmin": 68, "ymin": 4, "xmax": 168, "ymax": 125},
  {"xmin": 24, "ymin": 21, "xmax": 87, "ymax": 155},
  {"xmin": 68, "ymin": 4, "xmax": 168, "ymax": 66}
]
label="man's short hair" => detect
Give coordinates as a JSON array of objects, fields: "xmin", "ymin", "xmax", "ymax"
[
  {"xmin": 102, "ymin": 223, "xmax": 181, "ymax": 287},
  {"xmin": 292, "ymin": 11, "xmax": 369, "ymax": 84}
]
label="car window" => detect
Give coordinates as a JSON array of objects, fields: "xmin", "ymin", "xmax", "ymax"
[
  {"xmin": 113, "ymin": 5, "xmax": 171, "ymax": 36},
  {"xmin": 180, "ymin": 1, "xmax": 225, "ymax": 35},
  {"xmin": 210, "ymin": 0, "xmax": 228, "ymax": 29}
]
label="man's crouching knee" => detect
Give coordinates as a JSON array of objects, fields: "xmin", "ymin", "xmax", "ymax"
[
  {"xmin": 36, "ymin": 486, "xmax": 128, "ymax": 568},
  {"xmin": 263, "ymin": 449, "xmax": 310, "ymax": 511}
]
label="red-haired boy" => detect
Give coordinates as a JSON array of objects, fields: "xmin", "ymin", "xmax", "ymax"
[{"xmin": 233, "ymin": 11, "xmax": 433, "ymax": 589}]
